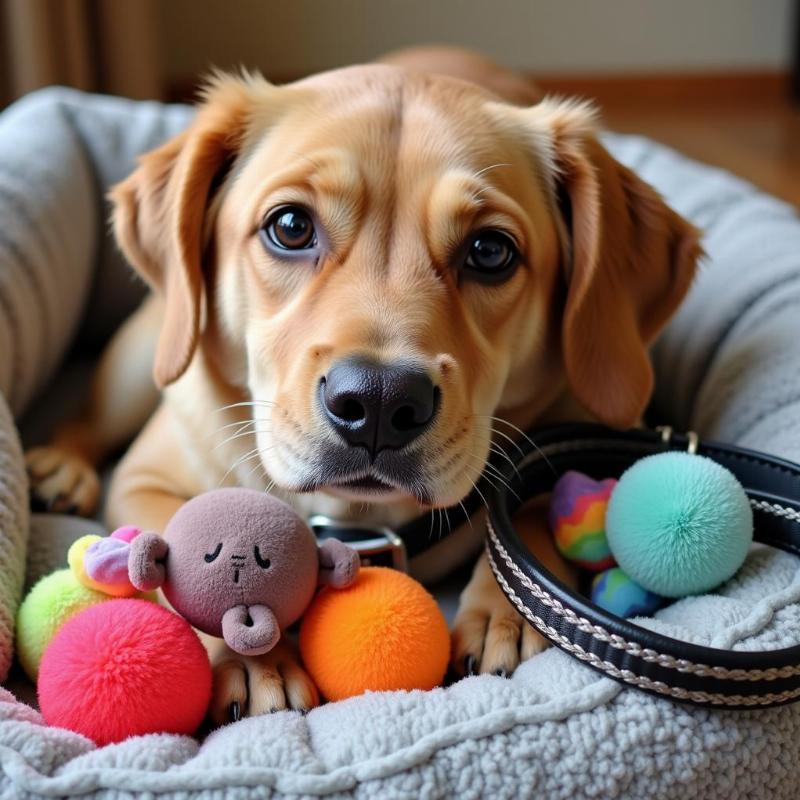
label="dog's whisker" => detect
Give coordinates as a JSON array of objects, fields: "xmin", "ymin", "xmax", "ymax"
[
  {"xmin": 482, "ymin": 458, "xmax": 514, "ymax": 485},
  {"xmin": 214, "ymin": 400, "xmax": 280, "ymax": 415},
  {"xmin": 448, "ymin": 443, "xmax": 519, "ymax": 502},
  {"xmin": 477, "ymin": 470, "xmax": 500, "ymax": 493},
  {"xmin": 473, "ymin": 162, "xmax": 512, "ymax": 179},
  {"xmin": 469, "ymin": 478, "xmax": 490, "ymax": 514},
  {"xmin": 487, "ymin": 441, "xmax": 522, "ymax": 479},
  {"xmin": 219, "ymin": 447, "xmax": 263, "ymax": 486},
  {"xmin": 458, "ymin": 499, "xmax": 474, "ymax": 529},
  {"xmin": 482, "ymin": 415, "xmax": 557, "ymax": 475},
  {"xmin": 473, "ymin": 420, "xmax": 527, "ymax": 459},
  {"xmin": 213, "ymin": 427, "xmax": 272, "ymax": 451},
  {"xmin": 243, "ymin": 453, "xmax": 273, "ymax": 485},
  {"xmin": 212, "ymin": 417, "xmax": 269, "ymax": 435},
  {"xmin": 464, "ymin": 455, "xmax": 521, "ymax": 502}
]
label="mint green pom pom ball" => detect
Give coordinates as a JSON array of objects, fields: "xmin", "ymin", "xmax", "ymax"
[{"xmin": 605, "ymin": 453, "xmax": 753, "ymax": 598}]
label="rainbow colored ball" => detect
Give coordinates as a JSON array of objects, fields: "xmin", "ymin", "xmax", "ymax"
[
  {"xmin": 38, "ymin": 599, "xmax": 212, "ymax": 745},
  {"xmin": 591, "ymin": 567, "xmax": 664, "ymax": 618},
  {"xmin": 549, "ymin": 471, "xmax": 617, "ymax": 571}
]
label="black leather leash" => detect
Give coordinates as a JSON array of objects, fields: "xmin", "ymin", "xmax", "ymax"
[{"xmin": 486, "ymin": 423, "xmax": 800, "ymax": 709}]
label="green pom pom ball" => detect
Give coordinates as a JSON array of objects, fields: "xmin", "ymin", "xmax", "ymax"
[
  {"xmin": 15, "ymin": 569, "xmax": 108, "ymax": 681},
  {"xmin": 606, "ymin": 452, "xmax": 753, "ymax": 598}
]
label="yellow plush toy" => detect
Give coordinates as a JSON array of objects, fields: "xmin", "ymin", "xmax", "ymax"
[{"xmin": 67, "ymin": 532, "xmax": 139, "ymax": 597}]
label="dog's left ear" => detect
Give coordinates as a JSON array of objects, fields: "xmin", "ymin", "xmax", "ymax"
[
  {"xmin": 507, "ymin": 99, "xmax": 703, "ymax": 428},
  {"xmin": 110, "ymin": 73, "xmax": 268, "ymax": 388}
]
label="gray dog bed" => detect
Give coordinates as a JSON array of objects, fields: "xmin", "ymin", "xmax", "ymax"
[{"xmin": 1, "ymin": 87, "xmax": 800, "ymax": 799}]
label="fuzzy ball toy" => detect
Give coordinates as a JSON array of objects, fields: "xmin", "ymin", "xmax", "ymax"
[
  {"xmin": 550, "ymin": 471, "xmax": 617, "ymax": 571},
  {"xmin": 606, "ymin": 452, "xmax": 753, "ymax": 598},
  {"xmin": 38, "ymin": 599, "xmax": 211, "ymax": 745},
  {"xmin": 128, "ymin": 488, "xmax": 360, "ymax": 656},
  {"xmin": 15, "ymin": 569, "xmax": 108, "ymax": 681},
  {"xmin": 299, "ymin": 567, "xmax": 450, "ymax": 701},
  {"xmin": 591, "ymin": 567, "xmax": 664, "ymax": 618}
]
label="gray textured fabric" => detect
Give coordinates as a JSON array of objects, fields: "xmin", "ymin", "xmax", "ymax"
[
  {"xmin": 1, "ymin": 89, "xmax": 800, "ymax": 798},
  {"xmin": 0, "ymin": 547, "xmax": 798, "ymax": 798},
  {"xmin": 0, "ymin": 393, "xmax": 27, "ymax": 682},
  {"xmin": 0, "ymin": 89, "xmax": 190, "ymax": 411},
  {"xmin": 0, "ymin": 91, "xmax": 95, "ymax": 415}
]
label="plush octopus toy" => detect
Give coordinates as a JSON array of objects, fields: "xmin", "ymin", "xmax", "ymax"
[{"xmin": 125, "ymin": 488, "xmax": 360, "ymax": 655}]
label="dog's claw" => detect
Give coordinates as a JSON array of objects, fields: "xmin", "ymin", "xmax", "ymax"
[
  {"xmin": 229, "ymin": 701, "xmax": 242, "ymax": 723},
  {"xmin": 29, "ymin": 493, "xmax": 47, "ymax": 512},
  {"xmin": 46, "ymin": 493, "xmax": 65, "ymax": 512},
  {"xmin": 494, "ymin": 668, "xmax": 508, "ymax": 678}
]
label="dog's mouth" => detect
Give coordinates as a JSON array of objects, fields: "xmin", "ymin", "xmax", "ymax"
[
  {"xmin": 293, "ymin": 451, "xmax": 434, "ymax": 504},
  {"xmin": 263, "ymin": 433, "xmax": 441, "ymax": 505},
  {"xmin": 321, "ymin": 469, "xmax": 418, "ymax": 503},
  {"xmin": 334, "ymin": 475, "xmax": 394, "ymax": 492}
]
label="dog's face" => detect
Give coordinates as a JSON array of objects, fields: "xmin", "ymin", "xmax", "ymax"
[{"xmin": 112, "ymin": 65, "xmax": 700, "ymax": 508}]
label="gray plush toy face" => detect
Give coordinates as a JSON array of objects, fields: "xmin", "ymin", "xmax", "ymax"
[{"xmin": 128, "ymin": 488, "xmax": 359, "ymax": 655}]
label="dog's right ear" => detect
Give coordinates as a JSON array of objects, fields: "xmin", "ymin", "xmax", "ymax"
[
  {"xmin": 495, "ymin": 97, "xmax": 701, "ymax": 429},
  {"xmin": 110, "ymin": 73, "xmax": 269, "ymax": 388}
]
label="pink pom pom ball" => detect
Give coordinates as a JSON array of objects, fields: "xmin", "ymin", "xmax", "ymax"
[{"xmin": 38, "ymin": 599, "xmax": 211, "ymax": 745}]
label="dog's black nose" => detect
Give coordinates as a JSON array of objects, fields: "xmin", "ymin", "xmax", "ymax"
[{"xmin": 321, "ymin": 358, "xmax": 438, "ymax": 455}]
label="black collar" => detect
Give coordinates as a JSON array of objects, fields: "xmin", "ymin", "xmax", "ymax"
[
  {"xmin": 310, "ymin": 473, "xmax": 489, "ymax": 569},
  {"xmin": 487, "ymin": 423, "xmax": 800, "ymax": 709}
]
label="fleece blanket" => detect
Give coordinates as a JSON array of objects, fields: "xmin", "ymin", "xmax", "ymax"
[{"xmin": 0, "ymin": 88, "xmax": 800, "ymax": 798}]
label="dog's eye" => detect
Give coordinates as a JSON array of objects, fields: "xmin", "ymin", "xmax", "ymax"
[
  {"xmin": 463, "ymin": 230, "xmax": 520, "ymax": 281},
  {"xmin": 204, "ymin": 543, "xmax": 223, "ymax": 563},
  {"xmin": 262, "ymin": 206, "xmax": 317, "ymax": 251},
  {"xmin": 253, "ymin": 546, "xmax": 271, "ymax": 570}
]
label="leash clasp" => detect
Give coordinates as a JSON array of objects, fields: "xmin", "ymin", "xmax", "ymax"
[{"xmin": 656, "ymin": 425, "xmax": 699, "ymax": 455}]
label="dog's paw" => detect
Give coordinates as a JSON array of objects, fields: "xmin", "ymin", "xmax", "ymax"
[
  {"xmin": 451, "ymin": 550, "xmax": 548, "ymax": 677},
  {"xmin": 207, "ymin": 637, "xmax": 320, "ymax": 725},
  {"xmin": 25, "ymin": 446, "xmax": 101, "ymax": 516}
]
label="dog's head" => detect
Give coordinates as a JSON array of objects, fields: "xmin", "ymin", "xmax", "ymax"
[{"xmin": 111, "ymin": 65, "xmax": 700, "ymax": 508}]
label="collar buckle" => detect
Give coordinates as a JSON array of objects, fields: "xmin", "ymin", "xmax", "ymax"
[{"xmin": 309, "ymin": 514, "xmax": 409, "ymax": 572}]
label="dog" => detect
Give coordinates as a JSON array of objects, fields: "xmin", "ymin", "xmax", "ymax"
[{"xmin": 25, "ymin": 47, "xmax": 700, "ymax": 723}]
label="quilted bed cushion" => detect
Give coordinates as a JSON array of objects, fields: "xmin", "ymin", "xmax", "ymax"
[{"xmin": 1, "ymin": 88, "xmax": 800, "ymax": 798}]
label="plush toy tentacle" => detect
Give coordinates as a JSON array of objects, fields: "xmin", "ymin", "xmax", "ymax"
[
  {"xmin": 317, "ymin": 539, "xmax": 360, "ymax": 589},
  {"xmin": 128, "ymin": 533, "xmax": 169, "ymax": 591},
  {"xmin": 221, "ymin": 604, "xmax": 280, "ymax": 656}
]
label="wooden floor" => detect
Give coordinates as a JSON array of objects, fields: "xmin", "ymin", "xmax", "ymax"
[
  {"xmin": 602, "ymin": 101, "xmax": 800, "ymax": 209},
  {"xmin": 534, "ymin": 72, "xmax": 800, "ymax": 209}
]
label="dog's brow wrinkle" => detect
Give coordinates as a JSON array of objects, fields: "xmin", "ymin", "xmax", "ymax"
[
  {"xmin": 295, "ymin": 152, "xmax": 323, "ymax": 172},
  {"xmin": 380, "ymin": 82, "xmax": 406, "ymax": 272}
]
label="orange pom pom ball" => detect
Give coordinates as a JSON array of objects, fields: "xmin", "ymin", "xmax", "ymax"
[{"xmin": 299, "ymin": 567, "xmax": 449, "ymax": 701}]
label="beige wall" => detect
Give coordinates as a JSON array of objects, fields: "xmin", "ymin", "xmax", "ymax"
[{"xmin": 160, "ymin": 0, "xmax": 794, "ymax": 83}]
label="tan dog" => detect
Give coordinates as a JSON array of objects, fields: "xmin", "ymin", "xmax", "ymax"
[{"xmin": 25, "ymin": 47, "xmax": 700, "ymax": 722}]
